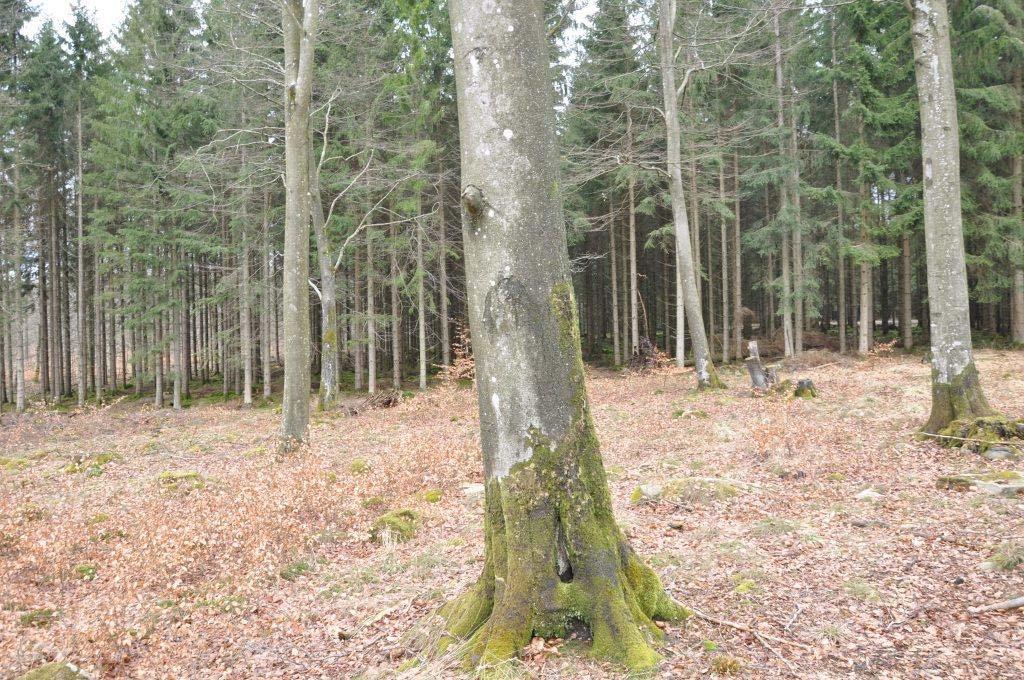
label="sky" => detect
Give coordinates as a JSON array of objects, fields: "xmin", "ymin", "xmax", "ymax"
[{"xmin": 26, "ymin": 0, "xmax": 128, "ymax": 38}]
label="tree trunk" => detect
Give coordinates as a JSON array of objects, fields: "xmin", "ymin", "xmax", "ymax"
[
  {"xmin": 280, "ymin": 0, "xmax": 318, "ymax": 448},
  {"xmin": 901, "ymin": 232, "xmax": 913, "ymax": 349},
  {"xmin": 832, "ymin": 18, "xmax": 847, "ymax": 354},
  {"xmin": 610, "ymin": 198, "xmax": 623, "ymax": 367},
  {"xmin": 76, "ymin": 98, "xmax": 86, "ymax": 405},
  {"xmin": 417, "ymin": 197, "xmax": 427, "ymax": 390},
  {"xmin": 909, "ymin": 0, "xmax": 994, "ymax": 433},
  {"xmin": 659, "ymin": 0, "xmax": 723, "ymax": 388},
  {"xmin": 11, "ymin": 164, "xmax": 26, "ymax": 413},
  {"xmin": 354, "ymin": 238, "xmax": 364, "ymax": 390},
  {"xmin": 1011, "ymin": 68, "xmax": 1024, "ymax": 344},
  {"xmin": 719, "ymin": 152, "xmax": 729, "ymax": 364},
  {"xmin": 773, "ymin": 8, "xmax": 794, "ymax": 358},
  {"xmin": 309, "ymin": 131, "xmax": 338, "ymax": 408},
  {"xmin": 240, "ymin": 207, "xmax": 253, "ymax": 407},
  {"xmin": 438, "ymin": 160, "xmax": 451, "ymax": 366},
  {"xmin": 732, "ymin": 152, "xmax": 743, "ymax": 361},
  {"xmin": 390, "ymin": 221, "xmax": 401, "ymax": 389},
  {"xmin": 367, "ymin": 228, "xmax": 377, "ymax": 394},
  {"xmin": 261, "ymin": 189, "xmax": 273, "ymax": 397},
  {"xmin": 627, "ymin": 110, "xmax": 639, "ymax": 357},
  {"xmin": 441, "ymin": 1, "xmax": 688, "ymax": 670}
]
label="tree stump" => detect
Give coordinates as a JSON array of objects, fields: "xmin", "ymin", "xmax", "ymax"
[
  {"xmin": 745, "ymin": 341, "xmax": 776, "ymax": 392},
  {"xmin": 794, "ymin": 379, "xmax": 817, "ymax": 398}
]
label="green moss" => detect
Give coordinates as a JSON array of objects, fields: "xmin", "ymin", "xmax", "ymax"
[
  {"xmin": 370, "ymin": 509, "xmax": 419, "ymax": 544},
  {"xmin": 157, "ymin": 470, "xmax": 206, "ymax": 492},
  {"xmin": 349, "ymin": 458, "xmax": 371, "ymax": 475},
  {"xmin": 73, "ymin": 564, "xmax": 98, "ymax": 581},
  {"xmin": 63, "ymin": 451, "xmax": 122, "ymax": 476},
  {"xmin": 934, "ymin": 415, "xmax": 1024, "ymax": 454},
  {"xmin": 842, "ymin": 578, "xmax": 880, "ymax": 601},
  {"xmin": 361, "ymin": 496, "xmax": 387, "ymax": 509},
  {"xmin": 923, "ymin": 362, "xmax": 997, "ymax": 434},
  {"xmin": 279, "ymin": 561, "xmax": 313, "ymax": 581},
  {"xmin": 0, "ymin": 457, "xmax": 31, "ymax": 472},
  {"xmin": 19, "ymin": 608, "xmax": 59, "ymax": 628},
  {"xmin": 14, "ymin": 663, "xmax": 88, "ymax": 680},
  {"xmin": 422, "ymin": 489, "xmax": 443, "ymax": 503},
  {"xmin": 664, "ymin": 477, "xmax": 740, "ymax": 504},
  {"xmin": 753, "ymin": 517, "xmax": 798, "ymax": 535},
  {"xmin": 86, "ymin": 513, "xmax": 110, "ymax": 526}
]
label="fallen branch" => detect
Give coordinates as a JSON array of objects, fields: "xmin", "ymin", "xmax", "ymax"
[
  {"xmin": 918, "ymin": 431, "xmax": 1019, "ymax": 447},
  {"xmin": 690, "ymin": 607, "xmax": 817, "ymax": 654},
  {"xmin": 969, "ymin": 596, "xmax": 1024, "ymax": 614}
]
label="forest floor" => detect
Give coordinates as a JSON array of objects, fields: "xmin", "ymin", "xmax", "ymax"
[{"xmin": 2, "ymin": 348, "xmax": 1023, "ymax": 679}]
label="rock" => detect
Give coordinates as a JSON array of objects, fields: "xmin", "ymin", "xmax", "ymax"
[
  {"xmin": 630, "ymin": 483, "xmax": 663, "ymax": 505},
  {"xmin": 937, "ymin": 471, "xmax": 1024, "ymax": 497},
  {"xmin": 981, "ymin": 445, "xmax": 1018, "ymax": 461},
  {"xmin": 855, "ymin": 488, "xmax": 883, "ymax": 502},
  {"xmin": 15, "ymin": 663, "xmax": 89, "ymax": 680},
  {"xmin": 460, "ymin": 482, "xmax": 484, "ymax": 498}
]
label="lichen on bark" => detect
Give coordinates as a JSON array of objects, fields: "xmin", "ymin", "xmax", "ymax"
[{"xmin": 435, "ymin": 285, "xmax": 689, "ymax": 674}]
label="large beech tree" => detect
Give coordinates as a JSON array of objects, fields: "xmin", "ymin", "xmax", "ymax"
[
  {"xmin": 279, "ymin": 0, "xmax": 318, "ymax": 449},
  {"xmin": 440, "ymin": 0, "xmax": 686, "ymax": 672},
  {"xmin": 908, "ymin": 0, "xmax": 994, "ymax": 433}
]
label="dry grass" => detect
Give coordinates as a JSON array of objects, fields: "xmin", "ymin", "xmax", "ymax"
[{"xmin": 2, "ymin": 349, "xmax": 1023, "ymax": 678}]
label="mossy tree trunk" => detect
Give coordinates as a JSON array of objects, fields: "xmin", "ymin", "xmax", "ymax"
[
  {"xmin": 444, "ymin": 0, "xmax": 688, "ymax": 672},
  {"xmin": 908, "ymin": 0, "xmax": 994, "ymax": 434}
]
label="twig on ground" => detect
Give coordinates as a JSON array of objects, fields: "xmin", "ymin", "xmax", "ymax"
[{"xmin": 968, "ymin": 596, "xmax": 1024, "ymax": 614}]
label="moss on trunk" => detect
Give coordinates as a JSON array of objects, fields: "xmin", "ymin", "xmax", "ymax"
[
  {"xmin": 436, "ymin": 284, "xmax": 688, "ymax": 674},
  {"xmin": 922, "ymin": 361, "xmax": 995, "ymax": 435}
]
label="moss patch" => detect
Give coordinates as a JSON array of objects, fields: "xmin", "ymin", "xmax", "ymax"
[
  {"xmin": 19, "ymin": 608, "xmax": 59, "ymax": 628},
  {"xmin": 73, "ymin": 564, "xmax": 98, "ymax": 581},
  {"xmin": 422, "ymin": 489, "xmax": 443, "ymax": 503},
  {"xmin": 279, "ymin": 561, "xmax": 313, "ymax": 581},
  {"xmin": 349, "ymin": 458, "xmax": 371, "ymax": 474},
  {"xmin": 157, "ymin": 471, "xmax": 206, "ymax": 493},
  {"xmin": 935, "ymin": 416, "xmax": 1024, "ymax": 456},
  {"xmin": 63, "ymin": 451, "xmax": 122, "ymax": 477},
  {"xmin": 370, "ymin": 509, "xmax": 419, "ymax": 544},
  {"xmin": 14, "ymin": 663, "xmax": 89, "ymax": 680}
]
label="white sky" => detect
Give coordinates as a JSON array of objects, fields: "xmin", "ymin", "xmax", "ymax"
[{"xmin": 26, "ymin": 0, "xmax": 128, "ymax": 38}]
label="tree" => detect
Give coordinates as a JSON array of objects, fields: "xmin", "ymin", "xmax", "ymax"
[
  {"xmin": 658, "ymin": 0, "xmax": 724, "ymax": 389},
  {"xmin": 439, "ymin": 0, "xmax": 687, "ymax": 671},
  {"xmin": 908, "ymin": 0, "xmax": 993, "ymax": 433},
  {"xmin": 279, "ymin": 0, "xmax": 318, "ymax": 449}
]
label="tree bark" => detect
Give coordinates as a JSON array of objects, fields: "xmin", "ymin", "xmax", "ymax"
[
  {"xmin": 367, "ymin": 227, "xmax": 377, "ymax": 394},
  {"xmin": 441, "ymin": 1, "xmax": 688, "ymax": 670},
  {"xmin": 901, "ymin": 232, "xmax": 913, "ymax": 349},
  {"xmin": 1011, "ymin": 68, "xmax": 1024, "ymax": 344},
  {"xmin": 732, "ymin": 152, "xmax": 743, "ymax": 361},
  {"xmin": 832, "ymin": 17, "xmax": 847, "ymax": 354},
  {"xmin": 610, "ymin": 197, "xmax": 623, "ymax": 367},
  {"xmin": 280, "ymin": 0, "xmax": 318, "ymax": 447},
  {"xmin": 719, "ymin": 151, "xmax": 729, "ymax": 364},
  {"xmin": 773, "ymin": 8, "xmax": 794, "ymax": 358},
  {"xmin": 909, "ymin": 0, "xmax": 994, "ymax": 433},
  {"xmin": 626, "ymin": 110, "xmax": 639, "ymax": 357},
  {"xmin": 417, "ymin": 201, "xmax": 427, "ymax": 390},
  {"xmin": 390, "ymin": 220, "xmax": 401, "ymax": 390},
  {"xmin": 438, "ymin": 160, "xmax": 451, "ymax": 366},
  {"xmin": 261, "ymin": 188, "xmax": 273, "ymax": 397},
  {"xmin": 240, "ymin": 204, "xmax": 253, "ymax": 406},
  {"xmin": 659, "ymin": 0, "xmax": 723, "ymax": 388},
  {"xmin": 309, "ymin": 130, "xmax": 338, "ymax": 408}
]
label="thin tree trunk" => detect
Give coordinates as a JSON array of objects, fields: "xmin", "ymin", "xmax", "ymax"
[
  {"xmin": 390, "ymin": 220, "xmax": 401, "ymax": 389},
  {"xmin": 438, "ymin": 159, "xmax": 451, "ymax": 366},
  {"xmin": 417, "ymin": 199, "xmax": 427, "ymax": 390},
  {"xmin": 367, "ymin": 227, "xmax": 376, "ymax": 394},
  {"xmin": 732, "ymin": 152, "xmax": 743, "ymax": 360},
  {"xmin": 627, "ymin": 109, "xmax": 639, "ymax": 356},
  {"xmin": 773, "ymin": 7, "xmax": 794, "ymax": 358},
  {"xmin": 610, "ymin": 198, "xmax": 623, "ymax": 367},
  {"xmin": 909, "ymin": 0, "xmax": 994, "ymax": 432},
  {"xmin": 1012, "ymin": 68, "xmax": 1024, "ymax": 344},
  {"xmin": 719, "ymin": 153, "xmax": 729, "ymax": 364},
  {"xmin": 901, "ymin": 232, "xmax": 913, "ymax": 349},
  {"xmin": 309, "ymin": 130, "xmax": 338, "ymax": 408},
  {"xmin": 659, "ymin": 0, "xmax": 722, "ymax": 388},
  {"xmin": 240, "ymin": 205, "xmax": 253, "ymax": 406},
  {"xmin": 261, "ymin": 188, "xmax": 273, "ymax": 397},
  {"xmin": 442, "ymin": 3, "xmax": 687, "ymax": 668},
  {"xmin": 832, "ymin": 17, "xmax": 847, "ymax": 354},
  {"xmin": 354, "ymin": 238, "xmax": 364, "ymax": 390}
]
